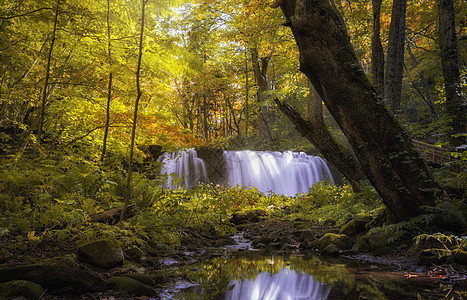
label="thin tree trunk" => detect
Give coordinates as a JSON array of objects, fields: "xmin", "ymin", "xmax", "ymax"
[
  {"xmin": 278, "ymin": 0, "xmax": 440, "ymax": 221},
  {"xmin": 101, "ymin": 0, "xmax": 113, "ymax": 162},
  {"xmin": 371, "ymin": 0, "xmax": 384, "ymax": 94},
  {"xmin": 437, "ymin": 0, "xmax": 465, "ymax": 146},
  {"xmin": 122, "ymin": 0, "xmax": 148, "ymax": 221},
  {"xmin": 244, "ymin": 46, "xmax": 249, "ymax": 136},
  {"xmin": 384, "ymin": 0, "xmax": 407, "ymax": 114},
  {"xmin": 274, "ymin": 84, "xmax": 366, "ymax": 192},
  {"xmin": 37, "ymin": 0, "xmax": 60, "ymax": 143}
]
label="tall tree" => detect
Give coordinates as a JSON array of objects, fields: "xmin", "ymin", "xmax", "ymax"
[
  {"xmin": 101, "ymin": 0, "xmax": 113, "ymax": 162},
  {"xmin": 278, "ymin": 0, "xmax": 441, "ymax": 221},
  {"xmin": 37, "ymin": 0, "xmax": 60, "ymax": 143},
  {"xmin": 371, "ymin": 0, "xmax": 384, "ymax": 94},
  {"xmin": 122, "ymin": 0, "xmax": 148, "ymax": 221},
  {"xmin": 384, "ymin": 0, "xmax": 407, "ymax": 114},
  {"xmin": 437, "ymin": 0, "xmax": 465, "ymax": 146}
]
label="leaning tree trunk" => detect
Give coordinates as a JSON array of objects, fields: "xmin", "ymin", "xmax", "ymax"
[
  {"xmin": 384, "ymin": 0, "xmax": 407, "ymax": 114},
  {"xmin": 437, "ymin": 0, "xmax": 465, "ymax": 147},
  {"xmin": 274, "ymin": 84, "xmax": 366, "ymax": 192},
  {"xmin": 278, "ymin": 0, "xmax": 440, "ymax": 221}
]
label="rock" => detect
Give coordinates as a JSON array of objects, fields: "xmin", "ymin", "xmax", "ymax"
[
  {"xmin": 452, "ymin": 249, "xmax": 467, "ymax": 265},
  {"xmin": 0, "ymin": 255, "xmax": 106, "ymax": 293},
  {"xmin": 120, "ymin": 273, "xmax": 156, "ymax": 287},
  {"xmin": 124, "ymin": 247, "xmax": 144, "ymax": 263},
  {"xmin": 321, "ymin": 244, "xmax": 340, "ymax": 255},
  {"xmin": 339, "ymin": 214, "xmax": 372, "ymax": 236},
  {"xmin": 77, "ymin": 239, "xmax": 124, "ymax": 269},
  {"xmin": 255, "ymin": 243, "xmax": 266, "ymax": 249},
  {"xmin": 106, "ymin": 276, "xmax": 156, "ymax": 297},
  {"xmin": 299, "ymin": 230, "xmax": 315, "ymax": 241},
  {"xmin": 367, "ymin": 231, "xmax": 388, "ymax": 250},
  {"xmin": 417, "ymin": 249, "xmax": 450, "ymax": 266},
  {"xmin": 230, "ymin": 211, "xmax": 260, "ymax": 225},
  {"xmin": 317, "ymin": 233, "xmax": 353, "ymax": 251},
  {"xmin": 252, "ymin": 236, "xmax": 273, "ymax": 248},
  {"xmin": 141, "ymin": 257, "xmax": 161, "ymax": 268},
  {"xmin": 0, "ymin": 280, "xmax": 44, "ymax": 300}
]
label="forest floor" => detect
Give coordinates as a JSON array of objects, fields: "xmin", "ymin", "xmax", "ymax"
[{"xmin": 1, "ymin": 212, "xmax": 467, "ymax": 299}]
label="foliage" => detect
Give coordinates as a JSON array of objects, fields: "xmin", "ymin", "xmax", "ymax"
[{"xmin": 284, "ymin": 182, "xmax": 383, "ymax": 226}]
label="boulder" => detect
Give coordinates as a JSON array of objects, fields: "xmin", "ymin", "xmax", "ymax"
[
  {"xmin": 77, "ymin": 239, "xmax": 124, "ymax": 269},
  {"xmin": 124, "ymin": 247, "xmax": 144, "ymax": 263},
  {"xmin": 357, "ymin": 231, "xmax": 388, "ymax": 252},
  {"xmin": 0, "ymin": 255, "xmax": 106, "ymax": 294},
  {"xmin": 321, "ymin": 244, "xmax": 340, "ymax": 255},
  {"xmin": 339, "ymin": 214, "xmax": 372, "ymax": 236},
  {"xmin": 0, "ymin": 280, "xmax": 44, "ymax": 300},
  {"xmin": 106, "ymin": 276, "xmax": 156, "ymax": 297},
  {"xmin": 120, "ymin": 273, "xmax": 156, "ymax": 287},
  {"xmin": 317, "ymin": 233, "xmax": 353, "ymax": 251},
  {"xmin": 230, "ymin": 211, "xmax": 260, "ymax": 225}
]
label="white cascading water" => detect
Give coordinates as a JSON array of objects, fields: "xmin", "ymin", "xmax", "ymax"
[
  {"xmin": 223, "ymin": 150, "xmax": 333, "ymax": 195},
  {"xmin": 157, "ymin": 148, "xmax": 208, "ymax": 189},
  {"xmin": 157, "ymin": 149, "xmax": 333, "ymax": 195},
  {"xmin": 223, "ymin": 268, "xmax": 331, "ymax": 300}
]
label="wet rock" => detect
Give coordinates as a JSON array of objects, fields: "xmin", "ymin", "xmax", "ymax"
[
  {"xmin": 339, "ymin": 214, "xmax": 372, "ymax": 236},
  {"xmin": 124, "ymin": 247, "xmax": 144, "ymax": 263},
  {"xmin": 357, "ymin": 231, "xmax": 388, "ymax": 252},
  {"xmin": 318, "ymin": 233, "xmax": 353, "ymax": 251},
  {"xmin": 417, "ymin": 249, "xmax": 450, "ymax": 266},
  {"xmin": 120, "ymin": 273, "xmax": 156, "ymax": 287},
  {"xmin": 106, "ymin": 276, "xmax": 156, "ymax": 297},
  {"xmin": 452, "ymin": 249, "xmax": 467, "ymax": 265},
  {"xmin": 255, "ymin": 243, "xmax": 266, "ymax": 249},
  {"xmin": 321, "ymin": 244, "xmax": 340, "ymax": 255},
  {"xmin": 0, "ymin": 280, "xmax": 44, "ymax": 300},
  {"xmin": 0, "ymin": 255, "xmax": 107, "ymax": 293},
  {"xmin": 230, "ymin": 211, "xmax": 260, "ymax": 225},
  {"xmin": 77, "ymin": 239, "xmax": 124, "ymax": 269},
  {"xmin": 252, "ymin": 235, "xmax": 273, "ymax": 248},
  {"xmin": 299, "ymin": 230, "xmax": 315, "ymax": 241}
]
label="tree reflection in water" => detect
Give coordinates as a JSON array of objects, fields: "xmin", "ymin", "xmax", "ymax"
[{"xmin": 224, "ymin": 268, "xmax": 331, "ymax": 300}]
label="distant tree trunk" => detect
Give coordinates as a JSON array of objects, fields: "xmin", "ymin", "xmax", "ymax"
[
  {"xmin": 274, "ymin": 84, "xmax": 366, "ymax": 192},
  {"xmin": 278, "ymin": 0, "xmax": 440, "ymax": 221},
  {"xmin": 437, "ymin": 0, "xmax": 465, "ymax": 146},
  {"xmin": 244, "ymin": 46, "xmax": 250, "ymax": 136},
  {"xmin": 122, "ymin": 0, "xmax": 148, "ymax": 221},
  {"xmin": 371, "ymin": 0, "xmax": 384, "ymax": 94},
  {"xmin": 251, "ymin": 48, "xmax": 274, "ymax": 141},
  {"xmin": 101, "ymin": 0, "xmax": 112, "ymax": 162},
  {"xmin": 37, "ymin": 0, "xmax": 60, "ymax": 143},
  {"xmin": 384, "ymin": 0, "xmax": 407, "ymax": 114}
]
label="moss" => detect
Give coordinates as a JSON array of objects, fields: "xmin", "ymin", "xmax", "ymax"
[
  {"xmin": 318, "ymin": 233, "xmax": 353, "ymax": 251},
  {"xmin": 106, "ymin": 276, "xmax": 156, "ymax": 296},
  {"xmin": 0, "ymin": 280, "xmax": 44, "ymax": 300}
]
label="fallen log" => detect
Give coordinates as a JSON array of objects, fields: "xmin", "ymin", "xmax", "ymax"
[{"xmin": 89, "ymin": 204, "xmax": 137, "ymax": 224}]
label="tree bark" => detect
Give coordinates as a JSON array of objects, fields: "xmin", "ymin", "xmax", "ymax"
[
  {"xmin": 38, "ymin": 0, "xmax": 60, "ymax": 143},
  {"xmin": 437, "ymin": 0, "xmax": 465, "ymax": 146},
  {"xmin": 279, "ymin": 0, "xmax": 440, "ymax": 221},
  {"xmin": 274, "ymin": 84, "xmax": 366, "ymax": 192},
  {"xmin": 371, "ymin": 0, "xmax": 384, "ymax": 94},
  {"xmin": 384, "ymin": 0, "xmax": 407, "ymax": 114},
  {"xmin": 122, "ymin": 0, "xmax": 148, "ymax": 221},
  {"xmin": 101, "ymin": 0, "xmax": 113, "ymax": 162}
]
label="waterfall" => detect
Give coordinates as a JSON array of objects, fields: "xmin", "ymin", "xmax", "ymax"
[
  {"xmin": 223, "ymin": 268, "xmax": 331, "ymax": 300},
  {"xmin": 157, "ymin": 149, "xmax": 333, "ymax": 195},
  {"xmin": 157, "ymin": 148, "xmax": 208, "ymax": 189},
  {"xmin": 223, "ymin": 150, "xmax": 333, "ymax": 195}
]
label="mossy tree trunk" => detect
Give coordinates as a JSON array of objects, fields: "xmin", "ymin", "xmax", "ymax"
[{"xmin": 278, "ymin": 0, "xmax": 441, "ymax": 221}]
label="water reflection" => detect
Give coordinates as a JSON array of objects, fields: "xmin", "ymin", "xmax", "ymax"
[{"xmin": 224, "ymin": 268, "xmax": 330, "ymax": 300}]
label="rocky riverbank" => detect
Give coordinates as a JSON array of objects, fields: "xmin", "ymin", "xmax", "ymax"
[{"xmin": 0, "ymin": 209, "xmax": 466, "ymax": 299}]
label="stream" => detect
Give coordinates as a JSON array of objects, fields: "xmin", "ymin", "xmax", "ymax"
[{"xmin": 158, "ymin": 235, "xmax": 466, "ymax": 300}]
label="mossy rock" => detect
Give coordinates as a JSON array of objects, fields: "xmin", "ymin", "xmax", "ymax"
[
  {"xmin": 0, "ymin": 255, "xmax": 106, "ymax": 294},
  {"xmin": 0, "ymin": 280, "xmax": 44, "ymax": 300},
  {"xmin": 452, "ymin": 249, "xmax": 467, "ymax": 265},
  {"xmin": 120, "ymin": 273, "xmax": 156, "ymax": 287},
  {"xmin": 339, "ymin": 214, "xmax": 372, "ymax": 236},
  {"xmin": 357, "ymin": 231, "xmax": 388, "ymax": 252},
  {"xmin": 321, "ymin": 244, "xmax": 340, "ymax": 255},
  {"xmin": 417, "ymin": 249, "xmax": 450, "ymax": 266},
  {"xmin": 77, "ymin": 239, "xmax": 124, "ymax": 269},
  {"xmin": 230, "ymin": 211, "xmax": 260, "ymax": 225},
  {"xmin": 318, "ymin": 233, "xmax": 353, "ymax": 251},
  {"xmin": 124, "ymin": 247, "xmax": 144, "ymax": 263},
  {"xmin": 106, "ymin": 276, "xmax": 156, "ymax": 297}
]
